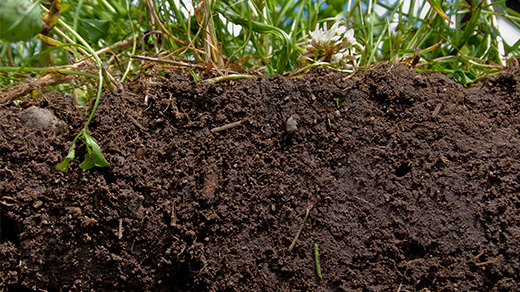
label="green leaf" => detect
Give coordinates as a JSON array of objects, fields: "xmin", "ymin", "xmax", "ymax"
[
  {"xmin": 453, "ymin": 70, "xmax": 475, "ymax": 86},
  {"xmin": 57, "ymin": 159, "xmax": 71, "ymax": 172},
  {"xmin": 79, "ymin": 153, "xmax": 97, "ymax": 169},
  {"xmin": 0, "ymin": 0, "xmax": 43, "ymax": 42},
  {"xmin": 276, "ymin": 45, "xmax": 289, "ymax": 74},
  {"xmin": 80, "ymin": 133, "xmax": 108, "ymax": 167},
  {"xmin": 287, "ymin": 50, "xmax": 300, "ymax": 72},
  {"xmin": 191, "ymin": 70, "xmax": 199, "ymax": 82},
  {"xmin": 78, "ymin": 19, "xmax": 111, "ymax": 43},
  {"xmin": 57, "ymin": 142, "xmax": 76, "ymax": 172},
  {"xmin": 452, "ymin": 0, "xmax": 484, "ymax": 55},
  {"xmin": 216, "ymin": 2, "xmax": 292, "ymax": 74}
]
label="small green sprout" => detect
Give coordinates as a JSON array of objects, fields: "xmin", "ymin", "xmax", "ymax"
[
  {"xmin": 314, "ymin": 243, "xmax": 322, "ymax": 279},
  {"xmin": 191, "ymin": 70, "xmax": 200, "ymax": 83}
]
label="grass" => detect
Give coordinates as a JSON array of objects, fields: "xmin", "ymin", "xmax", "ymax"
[
  {"xmin": 314, "ymin": 243, "xmax": 323, "ymax": 279},
  {"xmin": 1, "ymin": 0, "xmax": 519, "ymax": 170}
]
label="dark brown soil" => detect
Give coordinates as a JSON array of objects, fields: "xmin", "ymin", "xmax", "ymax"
[{"xmin": 1, "ymin": 64, "xmax": 520, "ymax": 291}]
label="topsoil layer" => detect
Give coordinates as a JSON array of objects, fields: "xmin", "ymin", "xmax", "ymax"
[{"xmin": 1, "ymin": 64, "xmax": 520, "ymax": 291}]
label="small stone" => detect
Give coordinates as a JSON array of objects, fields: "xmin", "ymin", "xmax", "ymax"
[
  {"xmin": 33, "ymin": 200, "xmax": 43, "ymax": 209},
  {"xmin": 135, "ymin": 148, "xmax": 146, "ymax": 160},
  {"xmin": 286, "ymin": 116, "xmax": 298, "ymax": 134},
  {"xmin": 18, "ymin": 106, "xmax": 66, "ymax": 134}
]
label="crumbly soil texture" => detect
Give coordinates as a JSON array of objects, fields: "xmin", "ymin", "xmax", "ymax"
[{"xmin": 1, "ymin": 64, "xmax": 520, "ymax": 291}]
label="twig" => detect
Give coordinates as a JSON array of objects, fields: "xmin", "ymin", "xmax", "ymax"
[
  {"xmin": 128, "ymin": 115, "xmax": 146, "ymax": 131},
  {"xmin": 431, "ymin": 103, "xmax": 443, "ymax": 119},
  {"xmin": 203, "ymin": 74, "xmax": 253, "ymax": 84},
  {"xmin": 145, "ymin": 0, "xmax": 189, "ymax": 46},
  {"xmin": 131, "ymin": 55, "xmax": 205, "ymax": 69},
  {"xmin": 95, "ymin": 38, "xmax": 135, "ymax": 56},
  {"xmin": 118, "ymin": 219, "xmax": 123, "ymax": 239},
  {"xmin": 0, "ymin": 196, "xmax": 18, "ymax": 207},
  {"xmin": 1, "ymin": 73, "xmax": 72, "ymax": 106},
  {"xmin": 474, "ymin": 255, "xmax": 502, "ymax": 267},
  {"xmin": 210, "ymin": 121, "xmax": 242, "ymax": 133},
  {"xmin": 288, "ymin": 201, "xmax": 314, "ymax": 253}
]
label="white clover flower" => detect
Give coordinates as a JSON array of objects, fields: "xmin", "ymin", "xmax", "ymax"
[
  {"xmin": 304, "ymin": 22, "xmax": 361, "ymax": 70},
  {"xmin": 342, "ymin": 29, "xmax": 356, "ymax": 48},
  {"xmin": 331, "ymin": 52, "xmax": 344, "ymax": 64}
]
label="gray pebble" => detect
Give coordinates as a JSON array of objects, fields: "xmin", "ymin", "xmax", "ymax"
[
  {"xmin": 18, "ymin": 106, "xmax": 66, "ymax": 134},
  {"xmin": 286, "ymin": 116, "xmax": 298, "ymax": 134}
]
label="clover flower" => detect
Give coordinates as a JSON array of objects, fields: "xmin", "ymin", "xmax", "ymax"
[{"xmin": 304, "ymin": 22, "xmax": 361, "ymax": 70}]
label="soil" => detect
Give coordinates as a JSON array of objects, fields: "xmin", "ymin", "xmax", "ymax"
[{"xmin": 1, "ymin": 64, "xmax": 520, "ymax": 291}]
